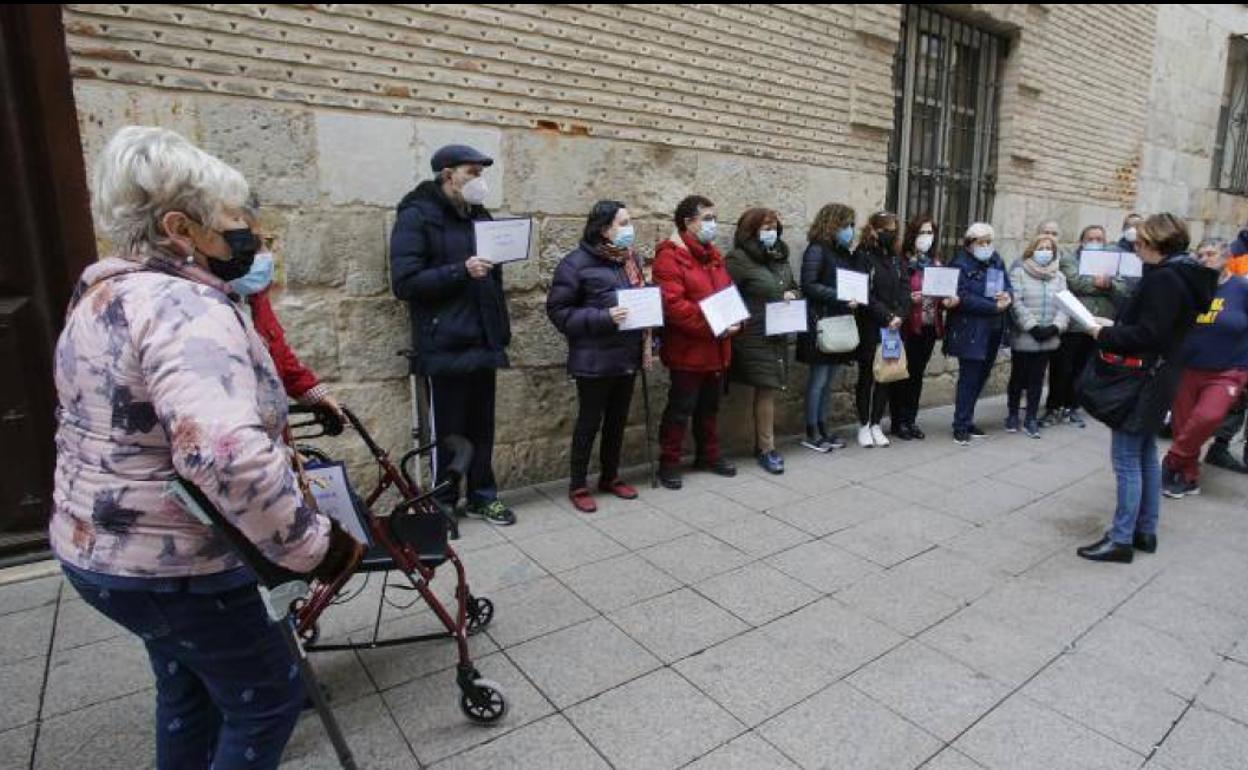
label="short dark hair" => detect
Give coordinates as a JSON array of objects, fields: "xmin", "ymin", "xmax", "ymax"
[
  {"xmin": 584, "ymin": 200, "xmax": 626, "ymax": 244},
  {"xmin": 674, "ymin": 195, "xmax": 714, "ymax": 232},
  {"xmin": 734, "ymin": 208, "xmax": 781, "ymax": 248},
  {"xmin": 1140, "ymin": 212, "xmax": 1189, "ymax": 256}
]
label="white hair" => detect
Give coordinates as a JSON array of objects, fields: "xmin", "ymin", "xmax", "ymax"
[
  {"xmin": 964, "ymin": 222, "xmax": 994, "ymax": 243},
  {"xmin": 91, "ymin": 125, "xmax": 249, "ymax": 254},
  {"xmin": 1036, "ymin": 220, "xmax": 1060, "ymax": 236}
]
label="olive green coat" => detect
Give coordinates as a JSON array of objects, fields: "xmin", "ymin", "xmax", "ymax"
[{"xmin": 726, "ymin": 239, "xmax": 799, "ymax": 390}]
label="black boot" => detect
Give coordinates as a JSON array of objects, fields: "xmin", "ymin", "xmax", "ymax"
[
  {"xmin": 695, "ymin": 458, "xmax": 737, "ymax": 477},
  {"xmin": 1132, "ymin": 533, "xmax": 1157, "ymax": 554},
  {"xmin": 658, "ymin": 466, "xmax": 683, "ymax": 490},
  {"xmin": 1077, "ymin": 536, "xmax": 1134, "ymax": 563},
  {"xmin": 1205, "ymin": 441, "xmax": 1248, "ymax": 473}
]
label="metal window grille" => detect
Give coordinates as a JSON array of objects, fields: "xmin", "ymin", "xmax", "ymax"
[
  {"xmin": 1212, "ymin": 36, "xmax": 1248, "ymax": 195},
  {"xmin": 887, "ymin": 5, "xmax": 1005, "ymax": 257}
]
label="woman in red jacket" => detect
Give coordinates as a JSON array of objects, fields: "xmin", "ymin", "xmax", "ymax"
[
  {"xmin": 234, "ymin": 210, "xmax": 343, "ymax": 416},
  {"xmin": 654, "ymin": 195, "xmax": 741, "ymax": 490}
]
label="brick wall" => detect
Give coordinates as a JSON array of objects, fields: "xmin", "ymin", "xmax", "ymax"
[{"xmin": 60, "ymin": 4, "xmax": 1248, "ymax": 488}]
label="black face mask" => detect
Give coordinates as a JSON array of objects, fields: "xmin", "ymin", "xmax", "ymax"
[{"xmin": 205, "ymin": 229, "xmax": 258, "ymax": 283}]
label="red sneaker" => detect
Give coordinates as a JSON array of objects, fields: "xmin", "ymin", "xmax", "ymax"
[
  {"xmin": 598, "ymin": 478, "xmax": 639, "ymax": 500},
  {"xmin": 569, "ymin": 487, "xmax": 597, "ymax": 513}
]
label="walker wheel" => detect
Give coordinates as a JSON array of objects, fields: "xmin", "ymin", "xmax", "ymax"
[
  {"xmin": 299, "ymin": 621, "xmax": 320, "ymax": 646},
  {"xmin": 459, "ymin": 678, "xmax": 507, "ymax": 725},
  {"xmin": 467, "ymin": 596, "xmax": 494, "ymax": 635}
]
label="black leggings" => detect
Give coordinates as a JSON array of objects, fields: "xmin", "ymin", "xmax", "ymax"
[
  {"xmin": 1046, "ymin": 333, "xmax": 1094, "ymax": 411},
  {"xmin": 570, "ymin": 375, "xmax": 636, "ymax": 489},
  {"xmin": 1008, "ymin": 351, "xmax": 1052, "ymax": 420},
  {"xmin": 855, "ymin": 350, "xmax": 888, "ymax": 426},
  {"xmin": 890, "ymin": 326, "xmax": 938, "ymax": 427}
]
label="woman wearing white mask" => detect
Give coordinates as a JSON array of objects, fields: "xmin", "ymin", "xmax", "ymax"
[
  {"xmin": 1006, "ymin": 233, "xmax": 1069, "ymax": 438},
  {"xmin": 1118, "ymin": 212, "xmax": 1142, "ymax": 253},
  {"xmin": 891, "ymin": 214, "xmax": 954, "ymax": 440},
  {"xmin": 944, "ymin": 222, "xmax": 1013, "ymax": 445},
  {"xmin": 237, "ymin": 201, "xmax": 344, "ymax": 418},
  {"xmin": 1044, "ymin": 225, "xmax": 1125, "ymax": 426}
]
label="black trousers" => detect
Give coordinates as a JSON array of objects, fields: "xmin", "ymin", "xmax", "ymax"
[
  {"xmin": 429, "ymin": 370, "xmax": 498, "ymax": 507},
  {"xmin": 1046, "ymin": 333, "xmax": 1095, "ymax": 411},
  {"xmin": 890, "ymin": 326, "xmax": 938, "ymax": 428},
  {"xmin": 1008, "ymin": 350, "xmax": 1052, "ymax": 420},
  {"xmin": 570, "ymin": 375, "xmax": 636, "ymax": 489},
  {"xmin": 1215, "ymin": 390, "xmax": 1248, "ymax": 443},
  {"xmin": 855, "ymin": 349, "xmax": 888, "ymax": 426}
]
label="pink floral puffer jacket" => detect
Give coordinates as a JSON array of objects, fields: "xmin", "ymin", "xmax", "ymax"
[{"xmin": 51, "ymin": 251, "xmax": 331, "ymax": 579}]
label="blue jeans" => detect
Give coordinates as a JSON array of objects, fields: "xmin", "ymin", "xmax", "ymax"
[
  {"xmin": 63, "ymin": 569, "xmax": 304, "ymax": 770},
  {"xmin": 1109, "ymin": 429, "xmax": 1161, "ymax": 545},
  {"xmin": 953, "ymin": 344, "xmax": 1001, "ymax": 432},
  {"xmin": 805, "ymin": 363, "xmax": 840, "ymax": 427}
]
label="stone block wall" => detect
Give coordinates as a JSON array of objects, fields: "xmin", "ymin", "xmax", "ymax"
[{"xmin": 61, "ymin": 4, "xmax": 1248, "ymax": 488}]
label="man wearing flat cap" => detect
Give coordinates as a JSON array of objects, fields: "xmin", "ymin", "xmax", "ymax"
[{"xmin": 390, "ymin": 144, "xmax": 516, "ymax": 526}]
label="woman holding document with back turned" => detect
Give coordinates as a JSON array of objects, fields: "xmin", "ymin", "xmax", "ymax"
[
  {"xmin": 654, "ymin": 195, "xmax": 741, "ymax": 490},
  {"xmin": 727, "ymin": 208, "xmax": 800, "ymax": 475},
  {"xmin": 1076, "ymin": 213, "xmax": 1217, "ymax": 563},
  {"xmin": 547, "ymin": 200, "xmax": 648, "ymax": 513}
]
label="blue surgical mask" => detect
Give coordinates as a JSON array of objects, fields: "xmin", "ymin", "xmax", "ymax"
[
  {"xmin": 1032, "ymin": 249, "xmax": 1055, "ymax": 266},
  {"xmin": 229, "ymin": 251, "xmax": 274, "ymax": 296},
  {"xmin": 836, "ymin": 226, "xmax": 854, "ymax": 247},
  {"xmin": 972, "ymin": 245, "xmax": 995, "ymax": 263},
  {"xmin": 697, "ymin": 219, "xmax": 718, "ymax": 244},
  {"xmin": 1083, "ymin": 242, "xmax": 1105, "ymax": 251},
  {"xmin": 612, "ymin": 225, "xmax": 635, "ymax": 250},
  {"xmin": 759, "ymin": 229, "xmax": 778, "ymax": 249}
]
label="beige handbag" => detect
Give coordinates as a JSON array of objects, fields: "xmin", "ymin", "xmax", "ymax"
[{"xmin": 873, "ymin": 342, "xmax": 909, "ymax": 384}]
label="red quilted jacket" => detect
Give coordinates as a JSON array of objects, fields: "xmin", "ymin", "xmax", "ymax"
[{"xmin": 653, "ymin": 232, "xmax": 734, "ymax": 372}]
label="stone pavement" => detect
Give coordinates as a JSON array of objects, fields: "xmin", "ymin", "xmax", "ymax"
[{"xmin": 6, "ymin": 397, "xmax": 1248, "ymax": 770}]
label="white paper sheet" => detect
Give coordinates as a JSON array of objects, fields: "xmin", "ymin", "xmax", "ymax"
[
  {"xmin": 473, "ymin": 218, "xmax": 532, "ymax": 264},
  {"xmin": 304, "ymin": 463, "xmax": 370, "ymax": 546},
  {"xmin": 615, "ymin": 287, "xmax": 664, "ymax": 331},
  {"xmin": 1055, "ymin": 289, "xmax": 1099, "ymax": 330},
  {"xmin": 836, "ymin": 269, "xmax": 870, "ymax": 305},
  {"xmin": 765, "ymin": 299, "xmax": 808, "ymax": 335},
  {"xmin": 1079, "ymin": 249, "xmax": 1121, "ymax": 277},
  {"xmin": 921, "ymin": 267, "xmax": 962, "ymax": 298},
  {"xmin": 699, "ymin": 285, "xmax": 750, "ymax": 337},
  {"xmin": 1117, "ymin": 252, "xmax": 1143, "ymax": 278}
]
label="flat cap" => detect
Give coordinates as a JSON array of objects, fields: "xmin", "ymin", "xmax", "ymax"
[{"xmin": 430, "ymin": 144, "xmax": 494, "ymax": 172}]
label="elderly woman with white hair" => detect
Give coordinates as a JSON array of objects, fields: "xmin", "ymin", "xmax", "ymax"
[
  {"xmin": 943, "ymin": 222, "xmax": 1014, "ymax": 445},
  {"xmin": 53, "ymin": 126, "xmax": 359, "ymax": 769}
]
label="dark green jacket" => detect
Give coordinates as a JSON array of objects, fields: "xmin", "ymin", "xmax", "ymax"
[{"xmin": 726, "ymin": 239, "xmax": 799, "ymax": 390}]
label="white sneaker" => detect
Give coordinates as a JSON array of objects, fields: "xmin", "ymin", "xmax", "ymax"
[
  {"xmin": 857, "ymin": 425, "xmax": 874, "ymax": 448},
  {"xmin": 870, "ymin": 424, "xmax": 891, "ymax": 447}
]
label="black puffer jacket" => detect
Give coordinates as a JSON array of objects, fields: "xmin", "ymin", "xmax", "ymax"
[
  {"xmin": 1097, "ymin": 253, "xmax": 1218, "ymax": 434},
  {"xmin": 546, "ymin": 241, "xmax": 644, "ymax": 378},
  {"xmin": 855, "ymin": 242, "xmax": 911, "ymax": 352},
  {"xmin": 389, "ymin": 180, "xmax": 511, "ymax": 376},
  {"xmin": 798, "ymin": 240, "xmax": 858, "ymax": 365}
]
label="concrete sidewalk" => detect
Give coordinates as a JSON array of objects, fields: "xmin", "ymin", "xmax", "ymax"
[{"xmin": 5, "ymin": 398, "xmax": 1248, "ymax": 769}]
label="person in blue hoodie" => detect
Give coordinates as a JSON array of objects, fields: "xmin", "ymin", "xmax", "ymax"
[
  {"xmin": 944, "ymin": 222, "xmax": 1014, "ymax": 446},
  {"xmin": 1205, "ymin": 226, "xmax": 1248, "ymax": 472}
]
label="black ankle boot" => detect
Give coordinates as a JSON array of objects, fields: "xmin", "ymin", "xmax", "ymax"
[
  {"xmin": 1077, "ymin": 536, "xmax": 1134, "ymax": 563},
  {"xmin": 1132, "ymin": 533, "xmax": 1157, "ymax": 553},
  {"xmin": 1206, "ymin": 441, "xmax": 1248, "ymax": 474}
]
